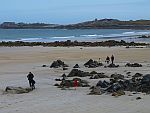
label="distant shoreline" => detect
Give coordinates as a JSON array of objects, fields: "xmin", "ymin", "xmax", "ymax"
[{"xmin": 1, "ymin": 19, "xmax": 150, "ymax": 30}]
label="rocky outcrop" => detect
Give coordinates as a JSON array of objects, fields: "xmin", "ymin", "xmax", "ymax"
[
  {"xmin": 90, "ymin": 72, "xmax": 109, "ymax": 79},
  {"xmin": 90, "ymin": 73, "xmax": 150, "ymax": 95},
  {"xmin": 5, "ymin": 86, "xmax": 33, "ymax": 94},
  {"xmin": 110, "ymin": 73, "xmax": 124, "ymax": 79},
  {"xmin": 84, "ymin": 59, "xmax": 103, "ymax": 68},
  {"xmin": 50, "ymin": 60, "xmax": 69, "ymax": 68},
  {"xmin": 125, "ymin": 63, "xmax": 142, "ymax": 67},
  {"xmin": 107, "ymin": 63, "xmax": 119, "ymax": 68},
  {"xmin": 132, "ymin": 73, "xmax": 143, "ymax": 78},
  {"xmin": 57, "ymin": 78, "xmax": 90, "ymax": 88},
  {"xmin": 67, "ymin": 69, "xmax": 91, "ymax": 77},
  {"xmin": 73, "ymin": 64, "xmax": 80, "ymax": 68}
]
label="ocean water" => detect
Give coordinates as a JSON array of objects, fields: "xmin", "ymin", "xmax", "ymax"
[{"xmin": 0, "ymin": 29, "xmax": 150, "ymax": 43}]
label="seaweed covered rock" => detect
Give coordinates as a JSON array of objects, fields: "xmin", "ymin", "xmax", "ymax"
[
  {"xmin": 50, "ymin": 60, "xmax": 69, "ymax": 68},
  {"xmin": 67, "ymin": 69, "xmax": 91, "ymax": 77},
  {"xmin": 5, "ymin": 86, "xmax": 33, "ymax": 94},
  {"xmin": 84, "ymin": 59, "xmax": 103, "ymax": 68},
  {"xmin": 125, "ymin": 63, "xmax": 142, "ymax": 67}
]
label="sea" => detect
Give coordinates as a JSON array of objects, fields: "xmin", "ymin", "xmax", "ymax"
[{"xmin": 0, "ymin": 29, "xmax": 150, "ymax": 43}]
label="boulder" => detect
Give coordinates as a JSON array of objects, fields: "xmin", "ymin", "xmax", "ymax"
[
  {"xmin": 67, "ymin": 69, "xmax": 91, "ymax": 77},
  {"xmin": 96, "ymin": 80, "xmax": 110, "ymax": 88},
  {"xmin": 50, "ymin": 60, "xmax": 69, "ymax": 68},
  {"xmin": 5, "ymin": 86, "xmax": 33, "ymax": 94},
  {"xmin": 73, "ymin": 64, "xmax": 80, "ymax": 68},
  {"xmin": 132, "ymin": 73, "xmax": 143, "ymax": 78},
  {"xmin": 111, "ymin": 73, "xmax": 124, "ymax": 79},
  {"xmin": 90, "ymin": 73, "xmax": 108, "ymax": 79},
  {"xmin": 84, "ymin": 59, "xmax": 103, "ymax": 68},
  {"xmin": 107, "ymin": 63, "xmax": 119, "ymax": 68},
  {"xmin": 125, "ymin": 63, "xmax": 142, "ymax": 67}
]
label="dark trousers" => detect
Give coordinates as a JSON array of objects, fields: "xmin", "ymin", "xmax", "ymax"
[{"xmin": 28, "ymin": 80, "xmax": 35, "ymax": 89}]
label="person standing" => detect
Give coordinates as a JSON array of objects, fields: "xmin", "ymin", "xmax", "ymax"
[
  {"xmin": 111, "ymin": 55, "xmax": 114, "ymax": 64},
  {"xmin": 105, "ymin": 56, "xmax": 110, "ymax": 64},
  {"xmin": 27, "ymin": 72, "xmax": 35, "ymax": 89}
]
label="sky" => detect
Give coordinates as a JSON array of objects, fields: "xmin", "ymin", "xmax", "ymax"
[{"xmin": 0, "ymin": 0, "xmax": 150, "ymax": 24}]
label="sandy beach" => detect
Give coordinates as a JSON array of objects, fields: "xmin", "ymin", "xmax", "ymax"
[{"xmin": 0, "ymin": 46, "xmax": 150, "ymax": 113}]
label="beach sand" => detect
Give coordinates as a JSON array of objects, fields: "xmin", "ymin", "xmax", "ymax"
[{"xmin": 0, "ymin": 46, "xmax": 150, "ymax": 113}]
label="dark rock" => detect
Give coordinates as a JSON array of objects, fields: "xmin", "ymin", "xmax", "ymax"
[
  {"xmin": 73, "ymin": 64, "xmax": 80, "ymax": 68},
  {"xmin": 67, "ymin": 69, "xmax": 91, "ymax": 77},
  {"xmin": 133, "ymin": 73, "xmax": 143, "ymax": 78},
  {"xmin": 126, "ymin": 72, "xmax": 131, "ymax": 75},
  {"xmin": 96, "ymin": 80, "xmax": 110, "ymax": 88},
  {"xmin": 111, "ymin": 73, "xmax": 124, "ymax": 79},
  {"xmin": 54, "ymin": 83, "xmax": 60, "ymax": 86},
  {"xmin": 90, "ymin": 71, "xmax": 98, "ymax": 74},
  {"xmin": 84, "ymin": 59, "xmax": 103, "ymax": 68},
  {"xmin": 107, "ymin": 63, "xmax": 119, "ymax": 68},
  {"xmin": 62, "ymin": 73, "xmax": 67, "ymax": 78},
  {"xmin": 90, "ymin": 73, "xmax": 108, "ymax": 79},
  {"xmin": 50, "ymin": 60, "xmax": 69, "ymax": 68},
  {"xmin": 125, "ymin": 63, "xmax": 142, "ymax": 67},
  {"xmin": 142, "ymin": 74, "xmax": 150, "ymax": 83},
  {"xmin": 42, "ymin": 65, "xmax": 47, "ymax": 67},
  {"xmin": 55, "ymin": 78, "xmax": 62, "ymax": 81},
  {"xmin": 136, "ymin": 97, "xmax": 142, "ymax": 100}
]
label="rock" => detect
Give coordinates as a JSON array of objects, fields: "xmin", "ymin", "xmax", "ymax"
[
  {"xmin": 73, "ymin": 64, "xmax": 80, "ymax": 68},
  {"xmin": 42, "ymin": 65, "xmax": 47, "ymax": 67},
  {"xmin": 50, "ymin": 60, "xmax": 69, "ymax": 68},
  {"xmin": 111, "ymin": 73, "xmax": 124, "ymax": 79},
  {"xmin": 136, "ymin": 97, "xmax": 142, "ymax": 100},
  {"xmin": 107, "ymin": 63, "xmax": 119, "ymax": 68},
  {"xmin": 125, "ymin": 63, "xmax": 142, "ymax": 67},
  {"xmin": 84, "ymin": 59, "xmax": 103, "ymax": 68},
  {"xmin": 54, "ymin": 83, "xmax": 60, "ymax": 86},
  {"xmin": 126, "ymin": 72, "xmax": 131, "ymax": 75},
  {"xmin": 90, "ymin": 73, "xmax": 108, "ymax": 79},
  {"xmin": 59, "ymin": 78, "xmax": 90, "ymax": 87},
  {"xmin": 67, "ymin": 69, "xmax": 91, "ymax": 77},
  {"xmin": 96, "ymin": 80, "xmax": 110, "ymax": 88},
  {"xmin": 5, "ymin": 86, "xmax": 33, "ymax": 94},
  {"xmin": 90, "ymin": 71, "xmax": 98, "ymax": 74},
  {"xmin": 132, "ymin": 73, "xmax": 143, "ymax": 78},
  {"xmin": 55, "ymin": 78, "xmax": 62, "ymax": 81},
  {"xmin": 142, "ymin": 74, "xmax": 150, "ymax": 83},
  {"xmin": 112, "ymin": 90, "xmax": 125, "ymax": 96},
  {"xmin": 62, "ymin": 73, "xmax": 67, "ymax": 78},
  {"xmin": 89, "ymin": 86, "xmax": 103, "ymax": 95}
]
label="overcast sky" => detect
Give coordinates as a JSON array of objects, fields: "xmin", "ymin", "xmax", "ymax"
[{"xmin": 0, "ymin": 0, "xmax": 149, "ymax": 24}]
